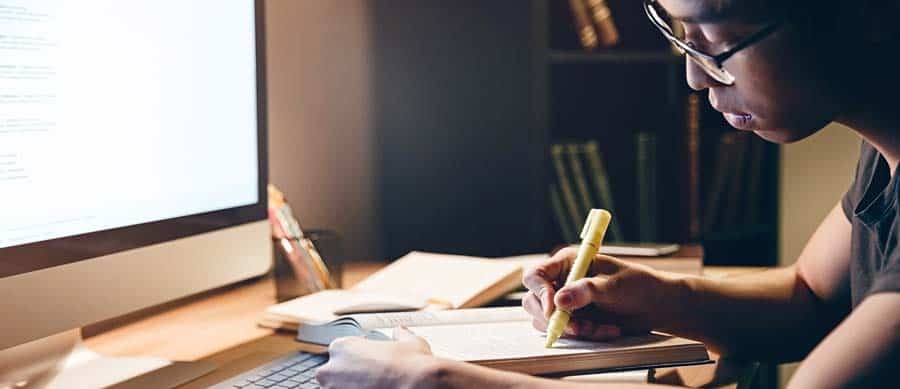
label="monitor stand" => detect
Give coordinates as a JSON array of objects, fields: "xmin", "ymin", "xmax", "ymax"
[{"xmin": 0, "ymin": 330, "xmax": 215, "ymax": 388}]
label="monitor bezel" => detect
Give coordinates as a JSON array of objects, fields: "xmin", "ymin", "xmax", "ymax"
[{"xmin": 0, "ymin": 0, "xmax": 269, "ymax": 279}]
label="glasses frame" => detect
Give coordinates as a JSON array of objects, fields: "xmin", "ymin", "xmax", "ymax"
[{"xmin": 644, "ymin": 0, "xmax": 784, "ymax": 85}]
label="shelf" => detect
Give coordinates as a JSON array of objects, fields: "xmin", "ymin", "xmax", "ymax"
[{"xmin": 549, "ymin": 50, "xmax": 683, "ymax": 64}]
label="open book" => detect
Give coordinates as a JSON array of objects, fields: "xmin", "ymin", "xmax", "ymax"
[
  {"xmin": 260, "ymin": 252, "xmax": 523, "ymax": 330},
  {"xmin": 296, "ymin": 307, "xmax": 711, "ymax": 376}
]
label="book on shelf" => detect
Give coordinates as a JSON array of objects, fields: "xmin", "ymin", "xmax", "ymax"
[
  {"xmin": 568, "ymin": 0, "xmax": 599, "ymax": 50},
  {"xmin": 295, "ymin": 307, "xmax": 711, "ymax": 376},
  {"xmin": 549, "ymin": 183, "xmax": 577, "ymax": 243},
  {"xmin": 686, "ymin": 94, "xmax": 702, "ymax": 239},
  {"xmin": 744, "ymin": 137, "xmax": 765, "ymax": 225},
  {"xmin": 260, "ymin": 252, "xmax": 522, "ymax": 331},
  {"xmin": 636, "ymin": 132, "xmax": 658, "ymax": 242},
  {"xmin": 703, "ymin": 132, "xmax": 738, "ymax": 233},
  {"xmin": 566, "ymin": 143, "xmax": 595, "ymax": 224},
  {"xmin": 551, "ymin": 144, "xmax": 586, "ymax": 240},
  {"xmin": 722, "ymin": 133, "xmax": 749, "ymax": 228},
  {"xmin": 585, "ymin": 0, "xmax": 620, "ymax": 47},
  {"xmin": 582, "ymin": 141, "xmax": 624, "ymax": 241},
  {"xmin": 549, "ymin": 142, "xmax": 624, "ymax": 243}
]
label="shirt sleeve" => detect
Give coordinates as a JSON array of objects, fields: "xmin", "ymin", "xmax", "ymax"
[
  {"xmin": 842, "ymin": 141, "xmax": 877, "ymax": 221},
  {"xmin": 871, "ymin": 249, "xmax": 900, "ymax": 296}
]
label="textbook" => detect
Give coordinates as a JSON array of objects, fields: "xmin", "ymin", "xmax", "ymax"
[
  {"xmin": 260, "ymin": 252, "xmax": 523, "ymax": 331},
  {"xmin": 296, "ymin": 307, "xmax": 711, "ymax": 376}
]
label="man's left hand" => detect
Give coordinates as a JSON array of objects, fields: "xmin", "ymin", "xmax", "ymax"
[{"xmin": 315, "ymin": 327, "xmax": 438, "ymax": 389}]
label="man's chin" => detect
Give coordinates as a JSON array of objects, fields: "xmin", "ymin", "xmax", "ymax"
[{"xmin": 752, "ymin": 126, "xmax": 822, "ymax": 144}]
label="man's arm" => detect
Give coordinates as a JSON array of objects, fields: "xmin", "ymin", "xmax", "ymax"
[
  {"xmin": 787, "ymin": 293, "xmax": 900, "ymax": 389},
  {"xmin": 669, "ymin": 203, "xmax": 852, "ymax": 360},
  {"xmin": 421, "ymin": 359, "xmax": 677, "ymax": 389}
]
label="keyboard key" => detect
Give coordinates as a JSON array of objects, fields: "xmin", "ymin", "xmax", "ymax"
[
  {"xmin": 232, "ymin": 380, "xmax": 252, "ymax": 387},
  {"xmin": 300, "ymin": 383, "xmax": 319, "ymax": 389},
  {"xmin": 269, "ymin": 374, "xmax": 288, "ymax": 382},
  {"xmin": 244, "ymin": 385, "xmax": 265, "ymax": 389},
  {"xmin": 256, "ymin": 379, "xmax": 277, "ymax": 387}
]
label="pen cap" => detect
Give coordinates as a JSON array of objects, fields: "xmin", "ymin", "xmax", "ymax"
[{"xmin": 580, "ymin": 209, "xmax": 612, "ymax": 242}]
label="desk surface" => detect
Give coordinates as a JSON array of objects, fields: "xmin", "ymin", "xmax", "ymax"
[{"xmin": 84, "ymin": 262, "xmax": 766, "ymax": 387}]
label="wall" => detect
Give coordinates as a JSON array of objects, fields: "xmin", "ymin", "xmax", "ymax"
[
  {"xmin": 265, "ymin": 0, "xmax": 379, "ymax": 261},
  {"xmin": 777, "ymin": 122, "xmax": 860, "ymax": 387},
  {"xmin": 779, "ymin": 123, "xmax": 860, "ymax": 265}
]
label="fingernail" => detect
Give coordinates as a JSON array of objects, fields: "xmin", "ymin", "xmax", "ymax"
[{"xmin": 558, "ymin": 292, "xmax": 572, "ymax": 306}]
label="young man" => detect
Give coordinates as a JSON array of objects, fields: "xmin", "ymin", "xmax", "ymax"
[{"xmin": 316, "ymin": 1, "xmax": 900, "ymax": 387}]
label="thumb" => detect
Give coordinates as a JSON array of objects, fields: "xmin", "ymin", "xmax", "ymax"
[
  {"xmin": 392, "ymin": 326, "xmax": 432, "ymax": 353},
  {"xmin": 392, "ymin": 326, "xmax": 418, "ymax": 341},
  {"xmin": 555, "ymin": 278, "xmax": 606, "ymax": 312}
]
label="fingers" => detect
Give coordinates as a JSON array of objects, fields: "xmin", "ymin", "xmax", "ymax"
[
  {"xmin": 592, "ymin": 255, "xmax": 626, "ymax": 276},
  {"xmin": 555, "ymin": 277, "xmax": 611, "ymax": 313},
  {"xmin": 523, "ymin": 291, "xmax": 551, "ymax": 332},
  {"xmin": 522, "ymin": 247, "xmax": 577, "ymax": 292},
  {"xmin": 523, "ymin": 250, "xmax": 626, "ymax": 293},
  {"xmin": 392, "ymin": 326, "xmax": 416, "ymax": 341},
  {"xmin": 573, "ymin": 321, "xmax": 622, "ymax": 341},
  {"xmin": 392, "ymin": 326, "xmax": 432, "ymax": 353},
  {"xmin": 328, "ymin": 336, "xmax": 362, "ymax": 356}
]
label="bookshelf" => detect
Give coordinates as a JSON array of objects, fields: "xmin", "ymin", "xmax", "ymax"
[
  {"xmin": 532, "ymin": 0, "xmax": 780, "ymax": 265},
  {"xmin": 374, "ymin": 0, "xmax": 779, "ymax": 267}
]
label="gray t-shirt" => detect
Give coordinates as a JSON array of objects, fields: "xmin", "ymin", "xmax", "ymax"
[
  {"xmin": 841, "ymin": 141, "xmax": 900, "ymax": 306},
  {"xmin": 838, "ymin": 141, "xmax": 900, "ymax": 387}
]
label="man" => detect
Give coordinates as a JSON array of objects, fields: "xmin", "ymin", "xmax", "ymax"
[{"xmin": 316, "ymin": 0, "xmax": 900, "ymax": 387}]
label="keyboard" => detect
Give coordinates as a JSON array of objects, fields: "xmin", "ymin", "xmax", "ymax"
[{"xmin": 209, "ymin": 352, "xmax": 328, "ymax": 389}]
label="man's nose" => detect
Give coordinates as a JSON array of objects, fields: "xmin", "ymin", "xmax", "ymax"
[{"xmin": 685, "ymin": 58, "xmax": 725, "ymax": 91}]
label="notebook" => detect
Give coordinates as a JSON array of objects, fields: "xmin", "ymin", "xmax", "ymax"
[
  {"xmin": 295, "ymin": 307, "xmax": 711, "ymax": 376},
  {"xmin": 260, "ymin": 252, "xmax": 523, "ymax": 331}
]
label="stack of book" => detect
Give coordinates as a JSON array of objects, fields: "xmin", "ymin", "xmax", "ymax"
[
  {"xmin": 549, "ymin": 134, "xmax": 659, "ymax": 244},
  {"xmin": 703, "ymin": 132, "xmax": 766, "ymax": 233},
  {"xmin": 549, "ymin": 141, "xmax": 624, "ymax": 243},
  {"xmin": 567, "ymin": 0, "xmax": 620, "ymax": 50}
]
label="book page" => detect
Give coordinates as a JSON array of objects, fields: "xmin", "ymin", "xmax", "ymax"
[
  {"xmin": 375, "ymin": 321, "xmax": 680, "ymax": 362},
  {"xmin": 350, "ymin": 307, "xmax": 530, "ymax": 331},
  {"xmin": 353, "ymin": 252, "xmax": 522, "ymax": 308}
]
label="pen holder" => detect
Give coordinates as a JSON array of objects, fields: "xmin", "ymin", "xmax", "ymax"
[{"xmin": 272, "ymin": 229, "xmax": 343, "ymax": 302}]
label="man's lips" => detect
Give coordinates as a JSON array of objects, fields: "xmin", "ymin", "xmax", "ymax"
[{"xmin": 723, "ymin": 112, "xmax": 754, "ymax": 130}]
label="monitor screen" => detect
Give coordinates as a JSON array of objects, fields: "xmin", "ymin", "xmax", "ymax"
[{"xmin": 0, "ymin": 0, "xmax": 267, "ymax": 276}]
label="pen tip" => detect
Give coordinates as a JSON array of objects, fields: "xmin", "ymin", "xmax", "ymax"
[{"xmin": 544, "ymin": 335, "xmax": 558, "ymax": 348}]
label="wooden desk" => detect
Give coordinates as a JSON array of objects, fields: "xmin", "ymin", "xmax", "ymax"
[{"xmin": 84, "ymin": 262, "xmax": 767, "ymax": 388}]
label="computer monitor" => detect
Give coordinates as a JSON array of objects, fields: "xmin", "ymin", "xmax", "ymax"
[{"xmin": 0, "ymin": 0, "xmax": 270, "ymax": 385}]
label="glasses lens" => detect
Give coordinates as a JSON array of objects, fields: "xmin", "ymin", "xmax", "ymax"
[
  {"xmin": 646, "ymin": 1, "xmax": 736, "ymax": 85},
  {"xmin": 686, "ymin": 53, "xmax": 736, "ymax": 85}
]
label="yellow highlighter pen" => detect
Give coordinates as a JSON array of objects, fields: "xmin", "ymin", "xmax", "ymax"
[{"xmin": 544, "ymin": 209, "xmax": 612, "ymax": 348}]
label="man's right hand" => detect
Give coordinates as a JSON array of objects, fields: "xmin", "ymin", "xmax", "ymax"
[{"xmin": 521, "ymin": 247, "xmax": 693, "ymax": 341}]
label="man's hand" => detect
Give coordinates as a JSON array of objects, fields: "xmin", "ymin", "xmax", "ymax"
[
  {"xmin": 316, "ymin": 327, "xmax": 438, "ymax": 389},
  {"xmin": 521, "ymin": 247, "xmax": 692, "ymax": 340}
]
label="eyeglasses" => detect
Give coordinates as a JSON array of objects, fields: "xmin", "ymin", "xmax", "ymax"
[{"xmin": 643, "ymin": 0, "xmax": 783, "ymax": 85}]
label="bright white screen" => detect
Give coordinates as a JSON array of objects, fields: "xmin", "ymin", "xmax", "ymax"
[{"xmin": 0, "ymin": 0, "xmax": 259, "ymax": 248}]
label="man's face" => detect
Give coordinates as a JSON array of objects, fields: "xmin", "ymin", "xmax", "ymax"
[{"xmin": 658, "ymin": 0, "xmax": 842, "ymax": 143}]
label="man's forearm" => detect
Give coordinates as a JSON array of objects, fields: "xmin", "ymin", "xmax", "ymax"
[
  {"xmin": 663, "ymin": 266, "xmax": 843, "ymax": 361},
  {"xmin": 420, "ymin": 358, "xmax": 671, "ymax": 389}
]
